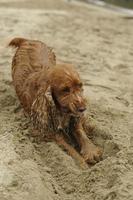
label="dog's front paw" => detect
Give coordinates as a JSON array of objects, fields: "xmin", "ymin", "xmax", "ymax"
[{"xmin": 81, "ymin": 143, "xmax": 103, "ymax": 164}]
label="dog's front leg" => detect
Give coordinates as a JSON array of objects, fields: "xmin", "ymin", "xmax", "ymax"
[
  {"xmin": 55, "ymin": 133, "xmax": 88, "ymax": 169},
  {"xmin": 74, "ymin": 121, "xmax": 103, "ymax": 164}
]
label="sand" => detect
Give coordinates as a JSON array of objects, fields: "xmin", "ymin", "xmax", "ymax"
[{"xmin": 0, "ymin": 0, "xmax": 133, "ymax": 199}]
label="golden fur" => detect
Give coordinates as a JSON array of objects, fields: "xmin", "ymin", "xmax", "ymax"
[{"xmin": 9, "ymin": 38, "xmax": 102, "ymax": 166}]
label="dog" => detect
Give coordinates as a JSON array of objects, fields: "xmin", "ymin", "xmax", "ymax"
[{"xmin": 9, "ymin": 38, "xmax": 102, "ymax": 166}]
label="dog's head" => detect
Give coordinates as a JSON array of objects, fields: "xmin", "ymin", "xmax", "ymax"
[{"xmin": 48, "ymin": 64, "xmax": 86, "ymax": 116}]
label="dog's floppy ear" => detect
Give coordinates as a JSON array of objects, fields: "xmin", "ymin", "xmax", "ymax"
[
  {"xmin": 38, "ymin": 76, "xmax": 53, "ymax": 103},
  {"xmin": 30, "ymin": 81, "xmax": 54, "ymax": 133}
]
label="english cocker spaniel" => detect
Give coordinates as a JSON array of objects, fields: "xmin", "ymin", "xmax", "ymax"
[{"xmin": 9, "ymin": 38, "xmax": 102, "ymax": 167}]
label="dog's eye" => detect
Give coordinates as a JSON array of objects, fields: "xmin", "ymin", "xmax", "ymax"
[{"xmin": 62, "ymin": 87, "xmax": 70, "ymax": 93}]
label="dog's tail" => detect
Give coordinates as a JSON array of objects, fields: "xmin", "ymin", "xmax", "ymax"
[{"xmin": 8, "ymin": 37, "xmax": 27, "ymax": 48}]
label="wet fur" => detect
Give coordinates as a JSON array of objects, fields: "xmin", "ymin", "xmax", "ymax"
[{"xmin": 9, "ymin": 38, "xmax": 102, "ymax": 166}]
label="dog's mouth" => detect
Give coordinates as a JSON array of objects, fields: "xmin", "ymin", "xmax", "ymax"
[
  {"xmin": 52, "ymin": 94, "xmax": 86, "ymax": 116},
  {"xmin": 61, "ymin": 106, "xmax": 86, "ymax": 117}
]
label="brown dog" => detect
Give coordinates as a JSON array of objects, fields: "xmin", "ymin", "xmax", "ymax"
[{"xmin": 9, "ymin": 38, "xmax": 102, "ymax": 166}]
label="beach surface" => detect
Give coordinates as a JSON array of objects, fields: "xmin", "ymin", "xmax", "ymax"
[{"xmin": 0, "ymin": 0, "xmax": 133, "ymax": 199}]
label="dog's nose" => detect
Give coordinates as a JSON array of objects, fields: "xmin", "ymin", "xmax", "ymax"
[{"xmin": 78, "ymin": 107, "xmax": 86, "ymax": 112}]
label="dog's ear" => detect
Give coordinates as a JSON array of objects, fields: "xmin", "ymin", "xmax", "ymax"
[
  {"xmin": 35, "ymin": 80, "xmax": 54, "ymax": 108},
  {"xmin": 38, "ymin": 79, "xmax": 53, "ymax": 102},
  {"xmin": 30, "ymin": 81, "xmax": 54, "ymax": 132}
]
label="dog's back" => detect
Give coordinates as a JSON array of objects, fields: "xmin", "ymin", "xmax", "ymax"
[
  {"xmin": 9, "ymin": 38, "xmax": 56, "ymax": 112},
  {"xmin": 9, "ymin": 38, "xmax": 56, "ymax": 83}
]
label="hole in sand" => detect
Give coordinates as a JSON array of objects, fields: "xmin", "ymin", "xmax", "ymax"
[{"xmin": 90, "ymin": 127, "xmax": 120, "ymax": 160}]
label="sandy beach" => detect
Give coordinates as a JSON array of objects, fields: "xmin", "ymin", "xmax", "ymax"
[{"xmin": 0, "ymin": 0, "xmax": 133, "ymax": 199}]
